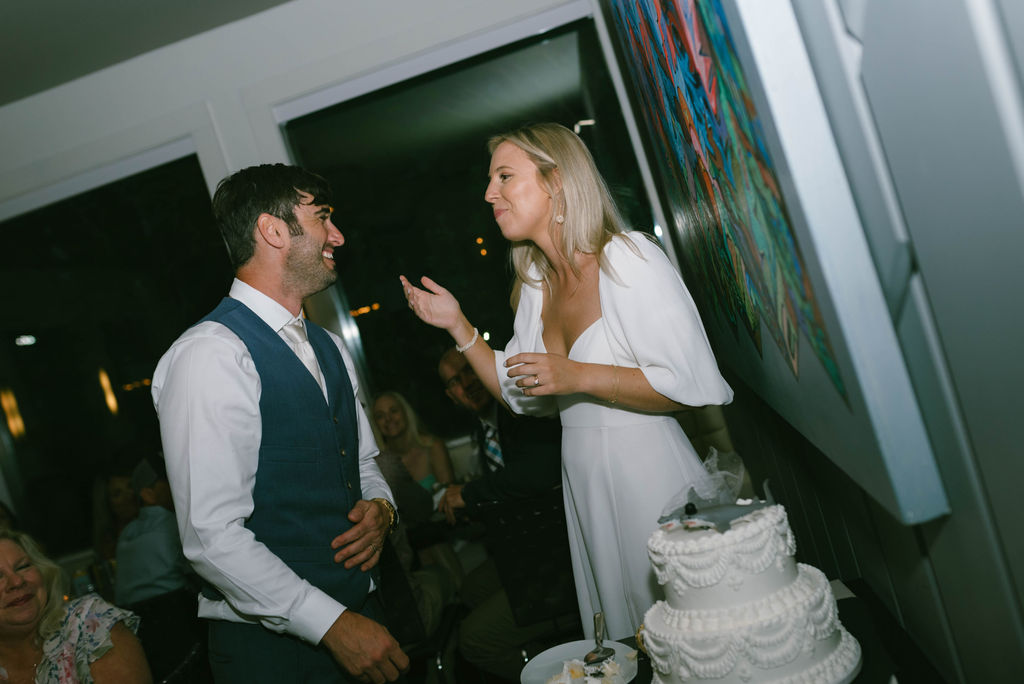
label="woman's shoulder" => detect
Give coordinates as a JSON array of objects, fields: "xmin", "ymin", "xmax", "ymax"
[
  {"xmin": 602, "ymin": 232, "xmax": 667, "ymax": 266},
  {"xmin": 606, "ymin": 230, "xmax": 662, "ymax": 260},
  {"xmin": 41, "ymin": 594, "xmax": 140, "ymax": 674},
  {"xmin": 602, "ymin": 231, "xmax": 674, "ymax": 284},
  {"xmin": 421, "ymin": 433, "xmax": 448, "ymax": 451},
  {"xmin": 62, "ymin": 594, "xmax": 137, "ymax": 630},
  {"xmin": 63, "ymin": 594, "xmax": 107, "ymax": 621}
]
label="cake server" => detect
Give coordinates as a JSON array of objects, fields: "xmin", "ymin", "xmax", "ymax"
[{"xmin": 583, "ymin": 612, "xmax": 615, "ymax": 665}]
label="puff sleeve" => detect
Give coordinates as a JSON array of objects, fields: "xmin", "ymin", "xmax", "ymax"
[
  {"xmin": 492, "ymin": 276, "xmax": 560, "ymax": 417},
  {"xmin": 601, "ymin": 232, "xmax": 733, "ymax": 407}
]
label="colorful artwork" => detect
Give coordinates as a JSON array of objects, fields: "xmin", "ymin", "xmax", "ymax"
[{"xmin": 607, "ymin": 0, "xmax": 845, "ymax": 398}]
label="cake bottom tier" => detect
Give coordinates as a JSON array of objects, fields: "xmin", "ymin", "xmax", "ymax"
[{"xmin": 643, "ymin": 564, "xmax": 862, "ymax": 683}]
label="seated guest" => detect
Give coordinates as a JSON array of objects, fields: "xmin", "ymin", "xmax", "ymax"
[
  {"xmin": 372, "ymin": 392, "xmax": 455, "ymax": 492},
  {"xmin": 436, "ymin": 348, "xmax": 563, "ymax": 518},
  {"xmin": 0, "ymin": 529, "xmax": 151, "ymax": 683},
  {"xmin": 93, "ymin": 468, "xmax": 140, "ymax": 562},
  {"xmin": 115, "ymin": 456, "xmax": 192, "ymax": 607},
  {"xmin": 436, "ymin": 348, "xmax": 570, "ymax": 683},
  {"xmin": 373, "ymin": 392, "xmax": 462, "ymax": 580},
  {"xmin": 115, "ymin": 456, "xmax": 206, "ymax": 682},
  {"xmin": 373, "ymin": 452, "xmax": 456, "ymax": 640}
]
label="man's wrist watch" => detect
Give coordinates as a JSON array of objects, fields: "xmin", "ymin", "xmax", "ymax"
[{"xmin": 372, "ymin": 497, "xmax": 399, "ymax": 534}]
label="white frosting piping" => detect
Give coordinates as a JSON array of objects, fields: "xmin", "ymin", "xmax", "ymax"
[{"xmin": 648, "ymin": 506, "xmax": 797, "ymax": 596}]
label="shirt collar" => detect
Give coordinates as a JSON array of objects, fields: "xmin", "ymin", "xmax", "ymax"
[{"xmin": 228, "ymin": 278, "xmax": 298, "ymax": 333}]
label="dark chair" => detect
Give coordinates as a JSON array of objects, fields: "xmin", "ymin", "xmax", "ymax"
[
  {"xmin": 158, "ymin": 640, "xmax": 209, "ymax": 684},
  {"xmin": 128, "ymin": 588, "xmax": 213, "ymax": 683},
  {"xmin": 471, "ymin": 487, "xmax": 582, "ymax": 655},
  {"xmin": 377, "ymin": 539, "xmax": 459, "ymax": 683}
]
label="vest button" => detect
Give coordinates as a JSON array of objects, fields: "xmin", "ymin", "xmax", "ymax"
[
  {"xmin": 333, "ymin": 417, "xmax": 339, "ymax": 424},
  {"xmin": 347, "ymin": 481, "xmax": 353, "ymax": 490},
  {"xmin": 340, "ymin": 448, "xmax": 347, "ymax": 457}
]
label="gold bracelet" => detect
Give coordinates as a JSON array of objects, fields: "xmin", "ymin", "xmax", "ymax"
[
  {"xmin": 371, "ymin": 497, "xmax": 398, "ymax": 534},
  {"xmin": 610, "ymin": 365, "xmax": 620, "ymax": 404}
]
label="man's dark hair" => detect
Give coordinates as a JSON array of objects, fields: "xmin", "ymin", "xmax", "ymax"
[{"xmin": 211, "ymin": 163, "xmax": 334, "ymax": 268}]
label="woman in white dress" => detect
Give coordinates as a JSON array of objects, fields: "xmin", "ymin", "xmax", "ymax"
[{"xmin": 401, "ymin": 123, "xmax": 732, "ymax": 640}]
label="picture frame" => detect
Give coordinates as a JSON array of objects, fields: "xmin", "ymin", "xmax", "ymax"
[{"xmin": 598, "ymin": 0, "xmax": 948, "ymax": 523}]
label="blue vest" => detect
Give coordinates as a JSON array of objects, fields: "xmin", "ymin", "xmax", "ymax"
[{"xmin": 200, "ymin": 298, "xmax": 370, "ymax": 607}]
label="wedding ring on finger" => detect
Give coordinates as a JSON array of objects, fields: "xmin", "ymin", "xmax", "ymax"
[{"xmin": 533, "ymin": 376, "xmax": 541, "ymax": 387}]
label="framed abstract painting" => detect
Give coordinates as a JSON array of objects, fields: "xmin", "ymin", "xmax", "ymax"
[{"xmin": 598, "ymin": 0, "xmax": 948, "ymax": 523}]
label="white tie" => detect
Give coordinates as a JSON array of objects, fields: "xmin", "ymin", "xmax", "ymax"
[{"xmin": 281, "ymin": 318, "xmax": 326, "ymax": 397}]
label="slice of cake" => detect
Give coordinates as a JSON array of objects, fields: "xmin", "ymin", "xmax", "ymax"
[
  {"xmin": 641, "ymin": 504, "xmax": 861, "ymax": 683},
  {"xmin": 544, "ymin": 657, "xmax": 626, "ymax": 684}
]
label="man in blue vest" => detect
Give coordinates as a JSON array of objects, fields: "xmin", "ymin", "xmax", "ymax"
[{"xmin": 153, "ymin": 164, "xmax": 408, "ymax": 683}]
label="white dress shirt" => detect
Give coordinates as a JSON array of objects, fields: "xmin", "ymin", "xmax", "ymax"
[{"xmin": 152, "ymin": 279, "xmax": 392, "ymax": 645}]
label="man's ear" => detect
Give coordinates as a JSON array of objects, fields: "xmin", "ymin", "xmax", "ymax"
[{"xmin": 255, "ymin": 213, "xmax": 287, "ymax": 249}]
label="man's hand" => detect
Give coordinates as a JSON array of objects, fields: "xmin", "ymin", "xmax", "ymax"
[
  {"xmin": 331, "ymin": 499, "xmax": 390, "ymax": 571},
  {"xmin": 437, "ymin": 484, "xmax": 466, "ymax": 525},
  {"xmin": 322, "ymin": 610, "xmax": 408, "ymax": 683}
]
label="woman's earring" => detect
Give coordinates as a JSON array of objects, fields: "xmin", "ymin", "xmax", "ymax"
[{"xmin": 555, "ymin": 214, "xmax": 565, "ymax": 224}]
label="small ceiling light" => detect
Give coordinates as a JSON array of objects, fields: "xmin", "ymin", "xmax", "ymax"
[
  {"xmin": 573, "ymin": 119, "xmax": 596, "ymax": 134},
  {"xmin": 476, "ymin": 237, "xmax": 484, "ymax": 245},
  {"xmin": 480, "ymin": 249, "xmax": 488, "ymax": 256},
  {"xmin": 482, "ymin": 331, "xmax": 491, "ymax": 342},
  {"xmin": 14, "ymin": 335, "xmax": 36, "ymax": 347}
]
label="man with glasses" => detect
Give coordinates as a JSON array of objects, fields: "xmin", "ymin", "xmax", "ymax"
[{"xmin": 436, "ymin": 347, "xmax": 567, "ymax": 682}]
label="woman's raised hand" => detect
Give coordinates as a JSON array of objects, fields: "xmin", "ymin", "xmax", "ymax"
[{"xmin": 400, "ymin": 275, "xmax": 462, "ymax": 331}]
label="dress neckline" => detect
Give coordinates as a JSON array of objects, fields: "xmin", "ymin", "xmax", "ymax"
[
  {"xmin": 540, "ymin": 316, "xmax": 603, "ymax": 358},
  {"xmin": 539, "ymin": 260, "xmax": 604, "ymax": 357}
]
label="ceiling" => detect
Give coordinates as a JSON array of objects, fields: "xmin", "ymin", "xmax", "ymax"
[
  {"xmin": 0, "ymin": 0, "xmax": 294, "ymax": 107},
  {"xmin": 0, "ymin": 0, "xmax": 583, "ymax": 168}
]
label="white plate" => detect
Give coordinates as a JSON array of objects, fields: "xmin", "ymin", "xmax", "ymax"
[{"xmin": 521, "ymin": 640, "xmax": 639, "ymax": 684}]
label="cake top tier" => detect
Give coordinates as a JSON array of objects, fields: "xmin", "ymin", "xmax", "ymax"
[{"xmin": 647, "ymin": 504, "xmax": 797, "ymax": 593}]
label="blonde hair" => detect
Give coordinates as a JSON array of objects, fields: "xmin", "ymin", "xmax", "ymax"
[
  {"xmin": 0, "ymin": 529, "xmax": 68, "ymax": 639},
  {"xmin": 487, "ymin": 123, "xmax": 631, "ymax": 307},
  {"xmin": 372, "ymin": 391, "xmax": 433, "ymax": 449}
]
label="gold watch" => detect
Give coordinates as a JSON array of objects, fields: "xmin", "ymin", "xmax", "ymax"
[{"xmin": 372, "ymin": 497, "xmax": 398, "ymax": 534}]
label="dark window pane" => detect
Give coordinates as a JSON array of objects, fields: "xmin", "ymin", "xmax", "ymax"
[{"xmin": 0, "ymin": 155, "xmax": 230, "ymax": 556}]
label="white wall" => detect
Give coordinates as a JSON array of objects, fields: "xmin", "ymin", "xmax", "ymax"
[{"xmin": 0, "ymin": 0, "xmax": 574, "ymax": 213}]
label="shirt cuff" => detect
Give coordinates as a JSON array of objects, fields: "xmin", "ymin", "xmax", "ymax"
[
  {"xmin": 292, "ymin": 587, "xmax": 346, "ymax": 645},
  {"xmin": 361, "ymin": 485, "xmax": 393, "ymax": 504}
]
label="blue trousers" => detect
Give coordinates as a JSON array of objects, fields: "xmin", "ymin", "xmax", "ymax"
[{"xmin": 207, "ymin": 592, "xmax": 381, "ymax": 684}]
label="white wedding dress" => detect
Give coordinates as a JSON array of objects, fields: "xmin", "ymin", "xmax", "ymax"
[{"xmin": 495, "ymin": 232, "xmax": 734, "ymax": 640}]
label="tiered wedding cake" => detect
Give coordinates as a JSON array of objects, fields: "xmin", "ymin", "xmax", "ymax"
[{"xmin": 641, "ymin": 503, "xmax": 861, "ymax": 683}]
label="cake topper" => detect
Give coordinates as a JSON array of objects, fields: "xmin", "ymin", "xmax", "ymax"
[{"xmin": 659, "ymin": 479, "xmax": 776, "ymax": 532}]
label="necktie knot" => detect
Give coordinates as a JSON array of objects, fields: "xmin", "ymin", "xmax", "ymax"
[
  {"xmin": 281, "ymin": 318, "xmax": 309, "ymax": 344},
  {"xmin": 281, "ymin": 318, "xmax": 325, "ymax": 397}
]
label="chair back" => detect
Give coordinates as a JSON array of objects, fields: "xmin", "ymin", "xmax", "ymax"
[
  {"xmin": 472, "ymin": 487, "xmax": 578, "ymax": 629},
  {"xmin": 376, "ymin": 539, "xmax": 428, "ymax": 646}
]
